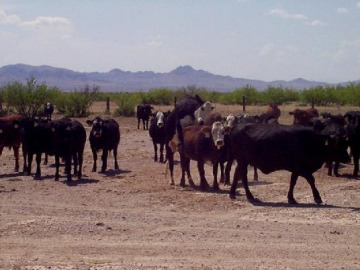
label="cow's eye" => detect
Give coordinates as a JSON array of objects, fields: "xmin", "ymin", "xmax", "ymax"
[{"xmin": 201, "ymin": 107, "xmax": 204, "ymax": 111}]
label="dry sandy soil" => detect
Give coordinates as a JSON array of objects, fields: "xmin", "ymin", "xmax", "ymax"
[{"xmin": 1, "ymin": 102, "xmax": 360, "ymax": 269}]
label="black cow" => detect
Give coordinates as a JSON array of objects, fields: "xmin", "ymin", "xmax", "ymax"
[
  {"xmin": 289, "ymin": 108, "xmax": 319, "ymax": 126},
  {"xmin": 86, "ymin": 116, "xmax": 120, "ymax": 173},
  {"xmin": 345, "ymin": 111, "xmax": 360, "ymax": 177},
  {"xmin": 149, "ymin": 111, "xmax": 169, "ymax": 163},
  {"xmin": 50, "ymin": 118, "xmax": 86, "ymax": 182},
  {"xmin": 21, "ymin": 117, "xmax": 53, "ymax": 179},
  {"xmin": 313, "ymin": 115, "xmax": 350, "ymax": 176},
  {"xmin": 179, "ymin": 121, "xmax": 230, "ymax": 190},
  {"xmin": 0, "ymin": 114, "xmax": 22, "ymax": 172},
  {"xmin": 228, "ymin": 123, "xmax": 335, "ymax": 205},
  {"xmin": 44, "ymin": 103, "xmax": 54, "ymax": 121},
  {"xmin": 164, "ymin": 95, "xmax": 205, "ymax": 185},
  {"xmin": 136, "ymin": 104, "xmax": 153, "ymax": 130}
]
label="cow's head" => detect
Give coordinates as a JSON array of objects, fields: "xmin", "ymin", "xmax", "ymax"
[
  {"xmin": 155, "ymin": 111, "xmax": 165, "ymax": 128},
  {"xmin": 225, "ymin": 114, "xmax": 236, "ymax": 128},
  {"xmin": 201, "ymin": 121, "xmax": 231, "ymax": 150},
  {"xmin": 86, "ymin": 117, "xmax": 104, "ymax": 138},
  {"xmin": 194, "ymin": 101, "xmax": 214, "ymax": 124}
]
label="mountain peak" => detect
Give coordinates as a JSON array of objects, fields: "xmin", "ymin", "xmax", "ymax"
[{"xmin": 170, "ymin": 65, "xmax": 195, "ymax": 74}]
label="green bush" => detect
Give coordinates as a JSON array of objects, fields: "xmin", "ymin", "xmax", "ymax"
[{"xmin": 64, "ymin": 85, "xmax": 99, "ymax": 117}]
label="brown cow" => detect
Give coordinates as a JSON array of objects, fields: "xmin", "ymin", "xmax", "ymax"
[
  {"xmin": 179, "ymin": 121, "xmax": 231, "ymax": 190},
  {"xmin": 265, "ymin": 104, "xmax": 281, "ymax": 121},
  {"xmin": 289, "ymin": 108, "xmax": 319, "ymax": 126},
  {"xmin": 0, "ymin": 114, "xmax": 22, "ymax": 172}
]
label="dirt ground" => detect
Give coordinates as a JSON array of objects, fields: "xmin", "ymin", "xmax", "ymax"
[{"xmin": 1, "ymin": 102, "xmax": 360, "ymax": 269}]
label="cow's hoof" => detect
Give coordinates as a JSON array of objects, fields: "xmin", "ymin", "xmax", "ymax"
[
  {"xmin": 213, "ymin": 185, "xmax": 219, "ymax": 191},
  {"xmin": 288, "ymin": 198, "xmax": 298, "ymax": 205},
  {"xmin": 229, "ymin": 193, "xmax": 236, "ymax": 200},
  {"xmin": 34, "ymin": 176, "xmax": 41, "ymax": 180},
  {"xmin": 314, "ymin": 197, "xmax": 323, "ymax": 205}
]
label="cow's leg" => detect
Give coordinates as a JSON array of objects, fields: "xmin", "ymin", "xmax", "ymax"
[
  {"xmin": 13, "ymin": 145, "xmax": 20, "ymax": 172},
  {"xmin": 219, "ymin": 161, "xmax": 225, "ymax": 184},
  {"xmin": 34, "ymin": 152, "xmax": 42, "ymax": 179},
  {"xmin": 73, "ymin": 153, "xmax": 78, "ymax": 176},
  {"xmin": 334, "ymin": 161, "xmax": 340, "ymax": 177},
  {"xmin": 179, "ymin": 153, "xmax": 187, "ymax": 187},
  {"xmin": 212, "ymin": 161, "xmax": 219, "ymax": 191},
  {"xmin": 303, "ymin": 173, "xmax": 322, "ymax": 205},
  {"xmin": 239, "ymin": 163, "xmax": 257, "ymax": 202},
  {"xmin": 224, "ymin": 158, "xmax": 233, "ymax": 185},
  {"xmin": 27, "ymin": 152, "xmax": 33, "ymax": 176},
  {"xmin": 166, "ymin": 145, "xmax": 175, "ymax": 185},
  {"xmin": 198, "ymin": 160, "xmax": 209, "ymax": 190},
  {"xmin": 153, "ymin": 142, "xmax": 158, "ymax": 162},
  {"xmin": 43, "ymin": 153, "xmax": 48, "ymax": 165},
  {"xmin": 353, "ymin": 151, "xmax": 359, "ymax": 177},
  {"xmin": 159, "ymin": 143, "xmax": 164, "ymax": 163},
  {"xmin": 137, "ymin": 118, "xmax": 140, "ymax": 129},
  {"xmin": 184, "ymin": 157, "xmax": 194, "ymax": 186},
  {"xmin": 55, "ymin": 155, "xmax": 60, "ymax": 181},
  {"xmin": 101, "ymin": 150, "xmax": 108, "ymax": 173},
  {"xmin": 326, "ymin": 161, "xmax": 333, "ymax": 176},
  {"xmin": 65, "ymin": 154, "xmax": 72, "ymax": 182},
  {"xmin": 77, "ymin": 151, "xmax": 83, "ymax": 180},
  {"xmin": 288, "ymin": 173, "xmax": 299, "ymax": 204},
  {"xmin": 113, "ymin": 148, "xmax": 119, "ymax": 170},
  {"xmin": 22, "ymin": 147, "xmax": 28, "ymax": 173},
  {"xmin": 253, "ymin": 166, "xmax": 259, "ymax": 181},
  {"xmin": 91, "ymin": 148, "xmax": 97, "ymax": 172}
]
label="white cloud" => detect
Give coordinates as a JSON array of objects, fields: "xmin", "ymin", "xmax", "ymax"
[
  {"xmin": 21, "ymin": 16, "xmax": 71, "ymax": 28},
  {"xmin": 305, "ymin": 20, "xmax": 325, "ymax": 26},
  {"xmin": 146, "ymin": 35, "xmax": 165, "ymax": 47},
  {"xmin": 357, "ymin": 2, "xmax": 360, "ymax": 8},
  {"xmin": 333, "ymin": 39, "xmax": 360, "ymax": 61},
  {"xmin": 337, "ymin": 8, "xmax": 348, "ymax": 13},
  {"xmin": 0, "ymin": 9, "xmax": 21, "ymax": 24},
  {"xmin": 268, "ymin": 8, "xmax": 307, "ymax": 20},
  {"xmin": 259, "ymin": 43, "xmax": 275, "ymax": 56}
]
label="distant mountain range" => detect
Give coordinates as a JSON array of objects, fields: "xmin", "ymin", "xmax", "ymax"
[{"xmin": 0, "ymin": 64, "xmax": 357, "ymax": 92}]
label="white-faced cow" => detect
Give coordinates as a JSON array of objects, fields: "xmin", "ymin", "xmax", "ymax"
[
  {"xmin": 179, "ymin": 121, "xmax": 231, "ymax": 190},
  {"xmin": 86, "ymin": 116, "xmax": 120, "ymax": 173},
  {"xmin": 136, "ymin": 104, "xmax": 153, "ymax": 130},
  {"xmin": 228, "ymin": 123, "xmax": 340, "ymax": 205},
  {"xmin": 149, "ymin": 111, "xmax": 169, "ymax": 163}
]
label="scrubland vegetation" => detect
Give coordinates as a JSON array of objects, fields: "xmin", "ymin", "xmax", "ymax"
[{"xmin": 1, "ymin": 78, "xmax": 360, "ymax": 117}]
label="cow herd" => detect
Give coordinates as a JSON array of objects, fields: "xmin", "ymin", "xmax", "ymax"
[
  {"xmin": 0, "ymin": 114, "xmax": 120, "ymax": 184},
  {"xmin": 146, "ymin": 96, "xmax": 360, "ymax": 205},
  {"xmin": 1, "ymin": 97, "xmax": 359, "ymax": 206}
]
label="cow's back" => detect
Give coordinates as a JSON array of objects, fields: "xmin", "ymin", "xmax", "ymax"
[
  {"xmin": 0, "ymin": 114, "xmax": 22, "ymax": 148},
  {"xmin": 230, "ymin": 124, "xmax": 327, "ymax": 174}
]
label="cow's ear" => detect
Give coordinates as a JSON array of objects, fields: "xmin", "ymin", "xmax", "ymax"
[
  {"xmin": 195, "ymin": 94, "xmax": 204, "ymax": 104},
  {"xmin": 200, "ymin": 126, "xmax": 211, "ymax": 138},
  {"xmin": 86, "ymin": 119, "xmax": 93, "ymax": 126}
]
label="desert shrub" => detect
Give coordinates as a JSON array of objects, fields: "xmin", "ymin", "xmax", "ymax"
[
  {"xmin": 2, "ymin": 78, "xmax": 61, "ymax": 117},
  {"xmin": 64, "ymin": 84, "xmax": 99, "ymax": 117},
  {"xmin": 113, "ymin": 93, "xmax": 142, "ymax": 117},
  {"xmin": 146, "ymin": 88, "xmax": 174, "ymax": 105}
]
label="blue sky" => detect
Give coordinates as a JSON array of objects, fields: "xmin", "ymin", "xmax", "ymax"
[{"xmin": 0, "ymin": 0, "xmax": 359, "ymax": 83}]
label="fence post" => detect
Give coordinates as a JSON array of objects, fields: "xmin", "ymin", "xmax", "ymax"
[
  {"xmin": 242, "ymin": 96, "xmax": 246, "ymax": 112},
  {"xmin": 105, "ymin": 97, "xmax": 110, "ymax": 115}
]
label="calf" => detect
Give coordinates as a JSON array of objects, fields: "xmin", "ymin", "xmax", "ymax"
[
  {"xmin": 136, "ymin": 104, "xmax": 153, "ymax": 130},
  {"xmin": 345, "ymin": 111, "xmax": 360, "ymax": 177},
  {"xmin": 86, "ymin": 116, "xmax": 120, "ymax": 173},
  {"xmin": 149, "ymin": 111, "xmax": 169, "ymax": 162},
  {"xmin": 50, "ymin": 118, "xmax": 86, "ymax": 182},
  {"xmin": 0, "ymin": 114, "xmax": 22, "ymax": 172},
  {"xmin": 179, "ymin": 121, "xmax": 230, "ymax": 190},
  {"xmin": 289, "ymin": 108, "xmax": 319, "ymax": 126},
  {"xmin": 44, "ymin": 103, "xmax": 54, "ymax": 121},
  {"xmin": 228, "ymin": 123, "xmax": 335, "ymax": 205}
]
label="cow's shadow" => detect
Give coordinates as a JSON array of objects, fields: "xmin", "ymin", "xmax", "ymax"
[
  {"xmin": 248, "ymin": 200, "xmax": 360, "ymax": 212},
  {"xmin": 0, "ymin": 172, "xmax": 22, "ymax": 179},
  {"xmin": 100, "ymin": 169, "xmax": 131, "ymax": 177}
]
